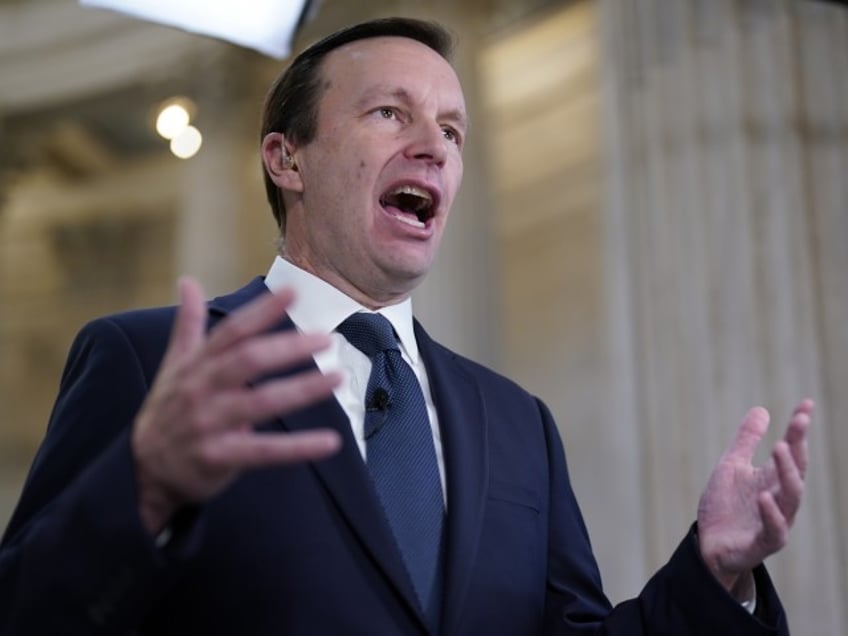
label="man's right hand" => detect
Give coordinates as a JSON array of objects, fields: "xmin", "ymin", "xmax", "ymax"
[{"xmin": 131, "ymin": 277, "xmax": 342, "ymax": 534}]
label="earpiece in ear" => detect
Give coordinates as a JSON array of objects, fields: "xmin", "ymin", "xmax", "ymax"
[{"xmin": 282, "ymin": 151, "xmax": 296, "ymax": 170}]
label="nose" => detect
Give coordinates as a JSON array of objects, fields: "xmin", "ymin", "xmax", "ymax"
[{"xmin": 404, "ymin": 119, "xmax": 448, "ymax": 167}]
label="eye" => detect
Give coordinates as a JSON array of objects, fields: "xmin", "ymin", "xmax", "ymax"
[
  {"xmin": 442, "ymin": 126, "xmax": 461, "ymax": 146},
  {"xmin": 377, "ymin": 107, "xmax": 398, "ymax": 120}
]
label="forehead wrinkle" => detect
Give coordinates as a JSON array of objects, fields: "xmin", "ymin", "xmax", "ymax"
[{"xmin": 353, "ymin": 85, "xmax": 413, "ymax": 109}]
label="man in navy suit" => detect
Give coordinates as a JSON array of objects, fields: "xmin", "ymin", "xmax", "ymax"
[{"xmin": 0, "ymin": 17, "xmax": 812, "ymax": 635}]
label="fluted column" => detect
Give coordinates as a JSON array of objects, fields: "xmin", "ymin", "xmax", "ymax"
[
  {"xmin": 599, "ymin": 0, "xmax": 847, "ymax": 631},
  {"xmin": 174, "ymin": 49, "xmax": 269, "ymax": 295}
]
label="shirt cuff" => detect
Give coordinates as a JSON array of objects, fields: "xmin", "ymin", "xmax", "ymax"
[{"xmin": 740, "ymin": 579, "xmax": 757, "ymax": 614}]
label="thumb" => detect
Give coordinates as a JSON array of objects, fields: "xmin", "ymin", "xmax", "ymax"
[{"xmin": 163, "ymin": 276, "xmax": 207, "ymax": 363}]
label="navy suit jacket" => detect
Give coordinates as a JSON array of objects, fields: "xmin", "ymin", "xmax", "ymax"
[{"xmin": 1, "ymin": 278, "xmax": 789, "ymax": 635}]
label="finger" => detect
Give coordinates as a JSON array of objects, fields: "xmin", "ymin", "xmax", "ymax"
[
  {"xmin": 773, "ymin": 440, "xmax": 804, "ymax": 524},
  {"xmin": 726, "ymin": 407, "xmax": 770, "ymax": 464},
  {"xmin": 784, "ymin": 410, "xmax": 811, "ymax": 479},
  {"xmin": 793, "ymin": 398, "xmax": 815, "ymax": 418},
  {"xmin": 204, "ymin": 428, "xmax": 343, "ymax": 470},
  {"xmin": 204, "ymin": 331, "xmax": 333, "ymax": 388},
  {"xmin": 206, "ymin": 369, "xmax": 343, "ymax": 429},
  {"xmin": 757, "ymin": 491, "xmax": 789, "ymax": 553},
  {"xmin": 162, "ymin": 277, "xmax": 208, "ymax": 364},
  {"xmin": 205, "ymin": 288, "xmax": 296, "ymax": 355}
]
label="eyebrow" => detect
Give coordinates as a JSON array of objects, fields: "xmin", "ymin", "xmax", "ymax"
[{"xmin": 356, "ymin": 85, "xmax": 469, "ymax": 132}]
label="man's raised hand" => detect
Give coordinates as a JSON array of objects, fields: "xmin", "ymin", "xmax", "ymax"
[
  {"xmin": 697, "ymin": 399, "xmax": 812, "ymax": 595},
  {"xmin": 132, "ymin": 277, "xmax": 342, "ymax": 534}
]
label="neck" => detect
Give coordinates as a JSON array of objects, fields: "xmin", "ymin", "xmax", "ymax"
[{"xmin": 280, "ymin": 252, "xmax": 413, "ymax": 310}]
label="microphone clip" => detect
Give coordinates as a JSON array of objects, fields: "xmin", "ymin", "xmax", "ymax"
[{"xmin": 364, "ymin": 388, "xmax": 391, "ymax": 439}]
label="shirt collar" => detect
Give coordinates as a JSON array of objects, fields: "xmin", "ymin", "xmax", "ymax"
[{"xmin": 264, "ymin": 256, "xmax": 420, "ymax": 364}]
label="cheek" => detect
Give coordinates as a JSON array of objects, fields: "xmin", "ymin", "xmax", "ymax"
[
  {"xmin": 453, "ymin": 157, "xmax": 464, "ymax": 187},
  {"xmin": 445, "ymin": 162, "xmax": 464, "ymax": 206},
  {"xmin": 443, "ymin": 156, "xmax": 463, "ymax": 198}
]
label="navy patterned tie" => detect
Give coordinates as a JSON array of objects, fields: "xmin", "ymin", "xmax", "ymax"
[{"xmin": 337, "ymin": 313, "xmax": 444, "ymax": 629}]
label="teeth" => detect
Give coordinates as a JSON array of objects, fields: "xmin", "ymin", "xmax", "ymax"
[
  {"xmin": 380, "ymin": 184, "xmax": 435, "ymax": 224},
  {"xmin": 392, "ymin": 211, "xmax": 425, "ymax": 228},
  {"xmin": 388, "ymin": 185, "xmax": 433, "ymax": 205}
]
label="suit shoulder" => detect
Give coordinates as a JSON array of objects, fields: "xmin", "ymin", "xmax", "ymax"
[
  {"xmin": 429, "ymin": 339, "xmax": 537, "ymax": 402},
  {"xmin": 68, "ymin": 305, "xmax": 178, "ymax": 377},
  {"xmin": 82, "ymin": 304, "xmax": 178, "ymax": 346},
  {"xmin": 71, "ymin": 277, "xmax": 264, "ymax": 370},
  {"xmin": 98, "ymin": 303, "xmax": 177, "ymax": 327}
]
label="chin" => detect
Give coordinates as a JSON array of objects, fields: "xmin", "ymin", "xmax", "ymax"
[
  {"xmin": 378, "ymin": 260, "xmax": 432, "ymax": 291},
  {"xmin": 399, "ymin": 253, "xmax": 437, "ymax": 276}
]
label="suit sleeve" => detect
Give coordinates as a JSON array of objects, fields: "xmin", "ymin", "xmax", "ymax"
[
  {"xmin": 538, "ymin": 399, "xmax": 789, "ymax": 635},
  {"xmin": 0, "ymin": 318, "xmax": 197, "ymax": 635}
]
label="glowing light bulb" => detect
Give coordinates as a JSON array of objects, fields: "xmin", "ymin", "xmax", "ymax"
[
  {"xmin": 155, "ymin": 103, "xmax": 191, "ymax": 140},
  {"xmin": 170, "ymin": 125, "xmax": 202, "ymax": 159}
]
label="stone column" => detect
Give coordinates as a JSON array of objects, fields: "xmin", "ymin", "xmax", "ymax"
[
  {"xmin": 174, "ymin": 48, "xmax": 265, "ymax": 296},
  {"xmin": 478, "ymin": 0, "xmax": 649, "ymax": 603},
  {"xmin": 599, "ymin": 0, "xmax": 847, "ymax": 630},
  {"xmin": 176, "ymin": 144, "xmax": 243, "ymax": 294}
]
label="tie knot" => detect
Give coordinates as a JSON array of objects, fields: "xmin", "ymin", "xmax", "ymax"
[{"xmin": 337, "ymin": 312, "xmax": 399, "ymax": 358}]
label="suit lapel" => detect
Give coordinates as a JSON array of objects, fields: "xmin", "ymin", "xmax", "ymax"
[
  {"xmin": 415, "ymin": 323, "xmax": 489, "ymax": 636},
  {"xmin": 208, "ymin": 279, "xmax": 426, "ymax": 630}
]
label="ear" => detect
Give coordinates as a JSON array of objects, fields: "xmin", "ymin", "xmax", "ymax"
[{"xmin": 261, "ymin": 132, "xmax": 303, "ymax": 193}]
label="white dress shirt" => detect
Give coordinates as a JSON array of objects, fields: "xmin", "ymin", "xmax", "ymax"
[{"xmin": 264, "ymin": 256, "xmax": 446, "ymax": 503}]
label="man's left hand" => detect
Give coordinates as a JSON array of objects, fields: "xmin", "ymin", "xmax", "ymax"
[{"xmin": 697, "ymin": 399, "xmax": 813, "ymax": 596}]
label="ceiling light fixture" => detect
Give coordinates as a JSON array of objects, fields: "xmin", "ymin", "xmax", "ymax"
[
  {"xmin": 153, "ymin": 97, "xmax": 201, "ymax": 159},
  {"xmin": 169, "ymin": 125, "xmax": 202, "ymax": 160},
  {"xmin": 79, "ymin": 0, "xmax": 318, "ymax": 59},
  {"xmin": 155, "ymin": 100, "xmax": 192, "ymax": 140}
]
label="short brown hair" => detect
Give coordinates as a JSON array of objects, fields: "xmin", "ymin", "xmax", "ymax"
[{"xmin": 260, "ymin": 17, "xmax": 455, "ymax": 234}]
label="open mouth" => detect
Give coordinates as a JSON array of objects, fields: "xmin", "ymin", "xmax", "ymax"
[{"xmin": 379, "ymin": 184, "xmax": 436, "ymax": 228}]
